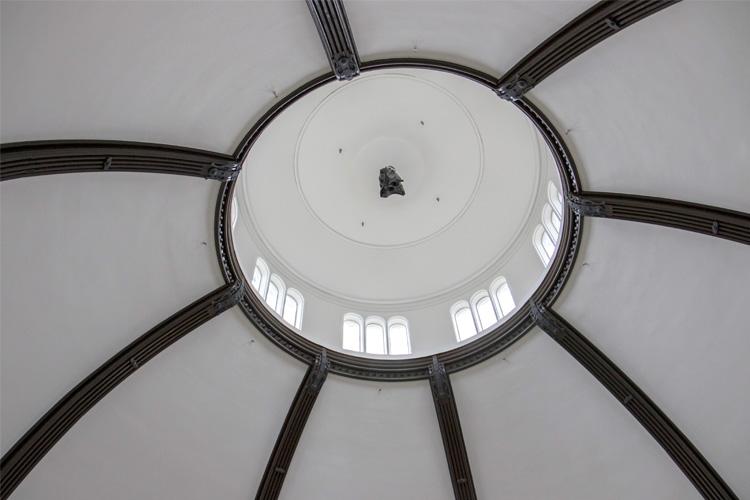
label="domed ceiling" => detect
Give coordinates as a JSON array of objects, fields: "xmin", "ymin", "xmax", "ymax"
[{"xmin": 1, "ymin": 1, "xmax": 749, "ymax": 500}]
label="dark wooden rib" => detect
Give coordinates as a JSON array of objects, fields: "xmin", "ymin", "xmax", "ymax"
[
  {"xmin": 429, "ymin": 357, "xmax": 477, "ymax": 500},
  {"xmin": 530, "ymin": 302, "xmax": 738, "ymax": 500},
  {"xmin": 0, "ymin": 140, "xmax": 238, "ymax": 182},
  {"xmin": 495, "ymin": 1, "xmax": 681, "ymax": 100},
  {"xmin": 0, "ymin": 281, "xmax": 244, "ymax": 500},
  {"xmin": 256, "ymin": 352, "xmax": 329, "ymax": 500},
  {"xmin": 568, "ymin": 192, "xmax": 750, "ymax": 245},
  {"xmin": 306, "ymin": 0, "xmax": 360, "ymax": 80}
]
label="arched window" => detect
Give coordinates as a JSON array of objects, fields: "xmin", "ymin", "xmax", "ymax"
[
  {"xmin": 283, "ymin": 288, "xmax": 304, "ymax": 329},
  {"xmin": 266, "ymin": 274, "xmax": 285, "ymax": 315},
  {"xmin": 533, "ymin": 224, "xmax": 555, "ymax": 267},
  {"xmin": 471, "ymin": 291, "xmax": 497, "ymax": 332},
  {"xmin": 251, "ymin": 257, "xmax": 269, "ymax": 296},
  {"xmin": 231, "ymin": 196, "xmax": 239, "ymax": 230},
  {"xmin": 451, "ymin": 301, "xmax": 478, "ymax": 342},
  {"xmin": 490, "ymin": 277, "xmax": 516, "ymax": 318},
  {"xmin": 364, "ymin": 316, "xmax": 387, "ymax": 355},
  {"xmin": 342, "ymin": 313, "xmax": 363, "ymax": 352},
  {"xmin": 548, "ymin": 181, "xmax": 563, "ymax": 217},
  {"xmin": 387, "ymin": 317, "xmax": 411, "ymax": 355},
  {"xmin": 542, "ymin": 203, "xmax": 561, "ymax": 241}
]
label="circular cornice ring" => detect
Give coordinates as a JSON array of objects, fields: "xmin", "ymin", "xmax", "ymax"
[{"xmin": 215, "ymin": 58, "xmax": 582, "ymax": 381}]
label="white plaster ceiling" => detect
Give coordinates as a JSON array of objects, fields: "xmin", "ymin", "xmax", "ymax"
[
  {"xmin": 236, "ymin": 67, "xmax": 549, "ymax": 305},
  {"xmin": 1, "ymin": 1, "xmax": 749, "ymax": 499}
]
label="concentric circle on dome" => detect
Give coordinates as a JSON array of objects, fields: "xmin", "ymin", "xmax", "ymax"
[{"xmin": 295, "ymin": 73, "xmax": 484, "ymax": 248}]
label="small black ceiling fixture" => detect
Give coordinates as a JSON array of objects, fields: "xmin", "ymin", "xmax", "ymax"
[{"xmin": 379, "ymin": 165, "xmax": 405, "ymax": 198}]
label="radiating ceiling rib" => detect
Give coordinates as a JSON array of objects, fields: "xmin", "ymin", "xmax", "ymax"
[
  {"xmin": 568, "ymin": 192, "xmax": 750, "ymax": 246},
  {"xmin": 428, "ymin": 358, "xmax": 477, "ymax": 500},
  {"xmin": 305, "ymin": 0, "xmax": 360, "ymax": 80},
  {"xmin": 255, "ymin": 352, "xmax": 329, "ymax": 500},
  {"xmin": 495, "ymin": 0, "xmax": 682, "ymax": 100},
  {"xmin": 0, "ymin": 282, "xmax": 244, "ymax": 500},
  {"xmin": 0, "ymin": 141, "xmax": 238, "ymax": 182},
  {"xmin": 530, "ymin": 302, "xmax": 737, "ymax": 500}
]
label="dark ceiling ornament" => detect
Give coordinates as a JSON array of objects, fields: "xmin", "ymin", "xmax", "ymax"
[
  {"xmin": 530, "ymin": 302, "xmax": 739, "ymax": 500},
  {"xmin": 306, "ymin": 0, "xmax": 360, "ymax": 81},
  {"xmin": 495, "ymin": 0, "xmax": 682, "ymax": 101},
  {"xmin": 379, "ymin": 165, "xmax": 405, "ymax": 198},
  {"xmin": 216, "ymin": 58, "xmax": 583, "ymax": 381}
]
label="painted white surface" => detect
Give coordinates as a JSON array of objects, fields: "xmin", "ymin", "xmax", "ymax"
[
  {"xmin": 238, "ymin": 67, "xmax": 548, "ymax": 306},
  {"xmin": 0, "ymin": 1, "xmax": 325, "ymax": 153},
  {"xmin": 1, "ymin": 1, "xmax": 748, "ymax": 498},
  {"xmin": 280, "ymin": 375, "xmax": 454, "ymax": 500},
  {"xmin": 11, "ymin": 311, "xmax": 308, "ymax": 500},
  {"xmin": 533, "ymin": 1, "xmax": 750, "ymax": 213},
  {"xmin": 555, "ymin": 218, "xmax": 750, "ymax": 496},
  {"xmin": 0, "ymin": 173, "xmax": 223, "ymax": 454},
  {"xmin": 347, "ymin": 0, "xmax": 596, "ymax": 75},
  {"xmin": 452, "ymin": 331, "xmax": 701, "ymax": 499}
]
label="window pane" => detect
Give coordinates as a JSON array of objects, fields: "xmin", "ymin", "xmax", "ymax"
[
  {"xmin": 496, "ymin": 283, "xmax": 516, "ymax": 317},
  {"xmin": 476, "ymin": 296, "xmax": 497, "ymax": 330},
  {"xmin": 265, "ymin": 282, "xmax": 279, "ymax": 310},
  {"xmin": 283, "ymin": 295, "xmax": 298, "ymax": 327},
  {"xmin": 455, "ymin": 307, "xmax": 477, "ymax": 341},
  {"xmin": 551, "ymin": 209, "xmax": 561, "ymax": 237},
  {"xmin": 365, "ymin": 323, "xmax": 386, "ymax": 354},
  {"xmin": 541, "ymin": 230, "xmax": 555, "ymax": 259},
  {"xmin": 251, "ymin": 266, "xmax": 261, "ymax": 291},
  {"xmin": 343, "ymin": 320, "xmax": 361, "ymax": 352},
  {"xmin": 388, "ymin": 324, "xmax": 410, "ymax": 355}
]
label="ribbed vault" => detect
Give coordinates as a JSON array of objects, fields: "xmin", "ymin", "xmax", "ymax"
[{"xmin": 1, "ymin": 1, "xmax": 748, "ymax": 499}]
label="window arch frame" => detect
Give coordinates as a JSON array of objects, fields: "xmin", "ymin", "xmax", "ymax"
[
  {"xmin": 533, "ymin": 224, "xmax": 554, "ymax": 267},
  {"xmin": 251, "ymin": 257, "xmax": 270, "ymax": 297},
  {"xmin": 548, "ymin": 181, "xmax": 563, "ymax": 217},
  {"xmin": 364, "ymin": 315, "xmax": 388, "ymax": 355},
  {"xmin": 282, "ymin": 288, "xmax": 304, "ymax": 329},
  {"xmin": 490, "ymin": 276, "xmax": 516, "ymax": 318},
  {"xmin": 470, "ymin": 289, "xmax": 497, "ymax": 333},
  {"xmin": 342, "ymin": 313, "xmax": 364, "ymax": 353},
  {"xmin": 450, "ymin": 300, "xmax": 478, "ymax": 342},
  {"xmin": 386, "ymin": 316, "xmax": 411, "ymax": 355},
  {"xmin": 542, "ymin": 203, "xmax": 562, "ymax": 241},
  {"xmin": 266, "ymin": 273, "xmax": 286, "ymax": 315}
]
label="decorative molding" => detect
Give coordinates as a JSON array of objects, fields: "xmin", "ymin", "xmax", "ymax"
[
  {"xmin": 306, "ymin": 0, "xmax": 360, "ymax": 80},
  {"xmin": 567, "ymin": 193, "xmax": 610, "ymax": 217},
  {"xmin": 0, "ymin": 282, "xmax": 243, "ymax": 500},
  {"xmin": 530, "ymin": 302, "xmax": 738, "ymax": 500},
  {"xmin": 495, "ymin": 0, "xmax": 682, "ymax": 100},
  {"xmin": 256, "ymin": 352, "xmax": 329, "ymax": 500},
  {"xmin": 571, "ymin": 192, "xmax": 750, "ymax": 245},
  {"xmin": 0, "ymin": 140, "xmax": 238, "ymax": 182},
  {"xmin": 429, "ymin": 357, "xmax": 477, "ymax": 500},
  {"xmin": 216, "ymin": 59, "xmax": 582, "ymax": 381}
]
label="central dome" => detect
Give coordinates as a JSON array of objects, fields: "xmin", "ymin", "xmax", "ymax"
[
  {"xmin": 295, "ymin": 73, "xmax": 483, "ymax": 248},
  {"xmin": 232, "ymin": 66, "xmax": 564, "ymax": 358}
]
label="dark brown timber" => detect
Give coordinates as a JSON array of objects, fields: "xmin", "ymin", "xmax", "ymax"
[
  {"xmin": 0, "ymin": 140, "xmax": 238, "ymax": 182},
  {"xmin": 429, "ymin": 357, "xmax": 477, "ymax": 500},
  {"xmin": 0, "ymin": 281, "xmax": 244, "ymax": 500},
  {"xmin": 496, "ymin": 0, "xmax": 682, "ymax": 100},
  {"xmin": 306, "ymin": 0, "xmax": 360, "ymax": 80},
  {"xmin": 568, "ymin": 192, "xmax": 750, "ymax": 245},
  {"xmin": 530, "ymin": 302, "xmax": 738, "ymax": 500},
  {"xmin": 256, "ymin": 352, "xmax": 329, "ymax": 500}
]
